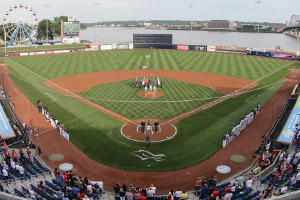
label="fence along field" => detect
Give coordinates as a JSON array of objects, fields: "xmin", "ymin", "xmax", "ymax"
[{"xmin": 1, "ymin": 49, "xmax": 297, "ymax": 171}]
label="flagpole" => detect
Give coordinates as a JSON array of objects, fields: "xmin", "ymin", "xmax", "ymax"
[{"xmin": 4, "ymin": 31, "xmax": 7, "ymax": 57}]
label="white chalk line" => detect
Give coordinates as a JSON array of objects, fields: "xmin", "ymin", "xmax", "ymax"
[
  {"xmin": 43, "ymin": 93, "xmax": 57, "ymax": 101},
  {"xmin": 7, "ymin": 58, "xmax": 138, "ymax": 126},
  {"xmin": 160, "ymin": 62, "xmax": 294, "ymax": 125},
  {"xmin": 120, "ymin": 124, "xmax": 177, "ymax": 143}
]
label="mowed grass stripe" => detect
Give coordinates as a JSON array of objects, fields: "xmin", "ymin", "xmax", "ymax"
[
  {"xmin": 124, "ymin": 55, "xmax": 137, "ymax": 70},
  {"xmin": 153, "ymin": 50, "xmax": 159, "ymax": 69},
  {"xmin": 134, "ymin": 56, "xmax": 143, "ymax": 70},
  {"xmin": 165, "ymin": 50, "xmax": 179, "ymax": 70},
  {"xmin": 158, "ymin": 50, "xmax": 169, "ymax": 70}
]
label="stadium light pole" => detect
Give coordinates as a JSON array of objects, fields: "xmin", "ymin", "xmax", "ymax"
[
  {"xmin": 4, "ymin": 31, "xmax": 6, "ymax": 57},
  {"xmin": 255, "ymin": 0, "xmax": 261, "ymax": 48},
  {"xmin": 188, "ymin": 5, "xmax": 194, "ymax": 45},
  {"xmin": 93, "ymin": 2, "xmax": 100, "ymax": 43}
]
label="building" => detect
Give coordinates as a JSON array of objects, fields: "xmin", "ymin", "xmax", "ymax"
[
  {"xmin": 139, "ymin": 22, "xmax": 153, "ymax": 27},
  {"xmin": 241, "ymin": 24, "xmax": 265, "ymax": 31},
  {"xmin": 272, "ymin": 25, "xmax": 283, "ymax": 32},
  {"xmin": 205, "ymin": 20, "xmax": 236, "ymax": 30}
]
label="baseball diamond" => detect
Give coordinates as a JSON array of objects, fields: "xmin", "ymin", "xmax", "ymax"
[{"xmin": 0, "ymin": 49, "xmax": 298, "ymax": 192}]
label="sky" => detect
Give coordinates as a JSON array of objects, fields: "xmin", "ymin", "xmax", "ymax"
[{"xmin": 0, "ymin": 0, "xmax": 299, "ymax": 23}]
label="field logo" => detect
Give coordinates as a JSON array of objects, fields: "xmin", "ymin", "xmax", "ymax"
[{"xmin": 131, "ymin": 149, "xmax": 166, "ymax": 162}]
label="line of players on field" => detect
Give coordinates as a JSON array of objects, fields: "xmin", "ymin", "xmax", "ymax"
[{"xmin": 223, "ymin": 104, "xmax": 260, "ymax": 148}]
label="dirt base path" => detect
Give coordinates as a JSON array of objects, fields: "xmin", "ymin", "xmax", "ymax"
[
  {"xmin": 46, "ymin": 70, "xmax": 258, "ymax": 142},
  {"xmin": 47, "ymin": 70, "xmax": 257, "ymax": 95},
  {"xmin": 2, "ymin": 64, "xmax": 299, "ymax": 193}
]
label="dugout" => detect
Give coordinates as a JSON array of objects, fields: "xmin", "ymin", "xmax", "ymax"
[{"xmin": 255, "ymin": 98, "xmax": 296, "ymax": 155}]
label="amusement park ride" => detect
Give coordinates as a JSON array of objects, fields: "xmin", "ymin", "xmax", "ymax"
[{"xmin": 2, "ymin": 4, "xmax": 38, "ymax": 47}]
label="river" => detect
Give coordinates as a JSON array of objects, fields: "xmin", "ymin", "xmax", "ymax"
[{"xmin": 80, "ymin": 27, "xmax": 298, "ymax": 51}]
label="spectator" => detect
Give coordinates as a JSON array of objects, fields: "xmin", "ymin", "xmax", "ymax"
[
  {"xmin": 139, "ymin": 194, "xmax": 147, "ymax": 200},
  {"xmin": 259, "ymin": 191, "xmax": 265, "ymax": 200},
  {"xmin": 213, "ymin": 175, "xmax": 218, "ymax": 186},
  {"xmin": 37, "ymin": 146, "xmax": 42, "ymax": 157},
  {"xmin": 198, "ymin": 184, "xmax": 209, "ymax": 198},
  {"xmin": 141, "ymin": 186, "xmax": 147, "ymax": 196},
  {"xmin": 19, "ymin": 165, "xmax": 24, "ymax": 175},
  {"xmin": 223, "ymin": 191, "xmax": 233, "ymax": 200},
  {"xmin": 134, "ymin": 190, "xmax": 141, "ymax": 200},
  {"xmin": 168, "ymin": 189, "xmax": 174, "ymax": 200},
  {"xmin": 212, "ymin": 188, "xmax": 219, "ymax": 199},
  {"xmin": 126, "ymin": 189, "xmax": 134, "ymax": 200},
  {"xmin": 174, "ymin": 189, "xmax": 182, "ymax": 200},
  {"xmin": 180, "ymin": 191, "xmax": 188, "ymax": 200},
  {"xmin": 119, "ymin": 188, "xmax": 126, "ymax": 200},
  {"xmin": 195, "ymin": 177, "xmax": 202, "ymax": 194},
  {"xmin": 56, "ymin": 189, "xmax": 64, "ymax": 200},
  {"xmin": 29, "ymin": 187, "xmax": 36, "ymax": 200},
  {"xmin": 280, "ymin": 185, "xmax": 288, "ymax": 195},
  {"xmin": 238, "ymin": 175, "xmax": 244, "ymax": 187},
  {"xmin": 150, "ymin": 184, "xmax": 156, "ymax": 194},
  {"xmin": 246, "ymin": 178, "xmax": 252, "ymax": 192},
  {"xmin": 2, "ymin": 167, "xmax": 8, "ymax": 180}
]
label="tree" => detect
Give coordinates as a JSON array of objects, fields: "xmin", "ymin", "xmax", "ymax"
[
  {"xmin": 51, "ymin": 16, "xmax": 68, "ymax": 37},
  {"xmin": 36, "ymin": 16, "xmax": 68, "ymax": 41},
  {"xmin": 0, "ymin": 25, "xmax": 4, "ymax": 40},
  {"xmin": 36, "ymin": 19, "xmax": 53, "ymax": 41}
]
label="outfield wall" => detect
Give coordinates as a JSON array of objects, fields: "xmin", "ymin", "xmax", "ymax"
[{"xmin": 1, "ymin": 43, "xmax": 297, "ymax": 60}]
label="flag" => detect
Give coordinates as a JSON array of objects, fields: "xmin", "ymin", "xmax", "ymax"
[{"xmin": 145, "ymin": 77, "xmax": 149, "ymax": 85}]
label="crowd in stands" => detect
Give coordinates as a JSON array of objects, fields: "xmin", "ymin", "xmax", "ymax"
[
  {"xmin": 37, "ymin": 100, "xmax": 70, "ymax": 141},
  {"xmin": 0, "ymin": 85, "xmax": 6, "ymax": 99},
  {"xmin": 51, "ymin": 168, "xmax": 103, "ymax": 200},
  {"xmin": 252, "ymin": 146, "xmax": 279, "ymax": 175},
  {"xmin": 223, "ymin": 104, "xmax": 260, "ymax": 148},
  {"xmin": 113, "ymin": 184, "xmax": 190, "ymax": 200}
]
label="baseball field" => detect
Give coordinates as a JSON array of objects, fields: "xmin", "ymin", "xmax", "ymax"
[{"xmin": 1, "ymin": 49, "xmax": 297, "ymax": 172}]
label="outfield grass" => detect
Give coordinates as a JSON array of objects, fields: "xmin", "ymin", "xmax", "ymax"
[
  {"xmin": 79, "ymin": 78, "xmax": 223, "ymax": 119},
  {"xmin": 2, "ymin": 50, "xmax": 298, "ymax": 171}
]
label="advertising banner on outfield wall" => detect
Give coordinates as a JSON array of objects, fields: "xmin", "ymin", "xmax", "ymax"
[
  {"xmin": 100, "ymin": 45, "xmax": 113, "ymax": 50},
  {"xmin": 90, "ymin": 45, "xmax": 99, "ymax": 51},
  {"xmin": 129, "ymin": 43, "xmax": 134, "ymax": 49},
  {"xmin": 188, "ymin": 45, "xmax": 207, "ymax": 51},
  {"xmin": 177, "ymin": 45, "xmax": 189, "ymax": 51},
  {"xmin": 112, "ymin": 44, "xmax": 117, "ymax": 49},
  {"xmin": 20, "ymin": 53, "xmax": 29, "ymax": 56},
  {"xmin": 278, "ymin": 97, "xmax": 300, "ymax": 144},
  {"xmin": 117, "ymin": 44, "xmax": 129, "ymax": 49},
  {"xmin": 207, "ymin": 46, "xmax": 216, "ymax": 52}
]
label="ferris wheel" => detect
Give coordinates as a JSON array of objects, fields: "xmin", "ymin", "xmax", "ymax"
[{"xmin": 2, "ymin": 4, "xmax": 38, "ymax": 47}]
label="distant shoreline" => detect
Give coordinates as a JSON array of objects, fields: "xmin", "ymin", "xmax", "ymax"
[{"xmin": 85, "ymin": 26, "xmax": 283, "ymax": 34}]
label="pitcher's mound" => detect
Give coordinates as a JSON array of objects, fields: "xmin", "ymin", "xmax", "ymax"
[{"xmin": 138, "ymin": 91, "xmax": 163, "ymax": 98}]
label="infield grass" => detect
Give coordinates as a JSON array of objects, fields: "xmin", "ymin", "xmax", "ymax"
[
  {"xmin": 79, "ymin": 78, "xmax": 223, "ymax": 119},
  {"xmin": 2, "ymin": 50, "xmax": 298, "ymax": 171}
]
